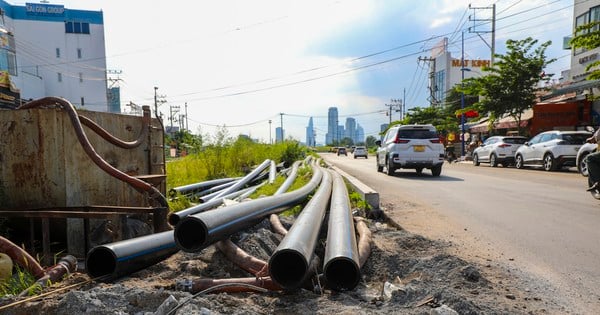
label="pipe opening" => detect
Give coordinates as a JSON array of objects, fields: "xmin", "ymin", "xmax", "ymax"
[
  {"xmin": 168, "ymin": 213, "xmax": 180, "ymax": 226},
  {"xmin": 86, "ymin": 246, "xmax": 117, "ymax": 278},
  {"xmin": 269, "ymin": 250, "xmax": 308, "ymax": 289},
  {"xmin": 175, "ymin": 218, "xmax": 208, "ymax": 252},
  {"xmin": 324, "ymin": 257, "xmax": 360, "ymax": 291}
]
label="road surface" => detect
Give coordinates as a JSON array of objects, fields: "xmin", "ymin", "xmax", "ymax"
[{"xmin": 321, "ymin": 152, "xmax": 600, "ymax": 312}]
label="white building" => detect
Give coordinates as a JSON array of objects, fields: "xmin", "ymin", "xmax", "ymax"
[
  {"xmin": 429, "ymin": 38, "xmax": 488, "ymax": 107},
  {"xmin": 0, "ymin": 1, "xmax": 108, "ymax": 111}
]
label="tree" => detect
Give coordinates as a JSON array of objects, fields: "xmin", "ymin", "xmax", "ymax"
[
  {"xmin": 461, "ymin": 37, "xmax": 555, "ymax": 134},
  {"xmin": 570, "ymin": 21, "xmax": 600, "ymax": 80},
  {"xmin": 365, "ymin": 135, "xmax": 377, "ymax": 148}
]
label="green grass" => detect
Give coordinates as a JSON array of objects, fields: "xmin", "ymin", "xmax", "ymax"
[
  {"xmin": 166, "ymin": 138, "xmax": 309, "ymax": 212},
  {"xmin": 0, "ymin": 265, "xmax": 37, "ymax": 297}
]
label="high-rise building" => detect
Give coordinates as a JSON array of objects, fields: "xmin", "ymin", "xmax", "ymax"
[
  {"xmin": 275, "ymin": 127, "xmax": 284, "ymax": 143},
  {"xmin": 326, "ymin": 107, "xmax": 338, "ymax": 145},
  {"xmin": 305, "ymin": 117, "xmax": 315, "ymax": 147},
  {"xmin": 345, "ymin": 117, "xmax": 356, "ymax": 143},
  {"xmin": 356, "ymin": 124, "xmax": 365, "ymax": 144},
  {"xmin": 0, "ymin": 1, "xmax": 108, "ymax": 111}
]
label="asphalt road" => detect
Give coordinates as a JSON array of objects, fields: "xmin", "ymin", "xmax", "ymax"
[{"xmin": 321, "ymin": 152, "xmax": 600, "ymax": 312}]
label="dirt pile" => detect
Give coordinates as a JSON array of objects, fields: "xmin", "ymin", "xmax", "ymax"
[{"xmin": 4, "ymin": 214, "xmax": 566, "ymax": 315}]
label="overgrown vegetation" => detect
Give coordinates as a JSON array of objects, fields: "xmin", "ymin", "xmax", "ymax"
[
  {"xmin": 0, "ymin": 265, "xmax": 36, "ymax": 297},
  {"xmin": 166, "ymin": 127, "xmax": 310, "ymax": 211}
]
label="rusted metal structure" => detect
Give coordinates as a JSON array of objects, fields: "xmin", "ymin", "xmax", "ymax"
[{"xmin": 0, "ymin": 97, "xmax": 167, "ymax": 261}]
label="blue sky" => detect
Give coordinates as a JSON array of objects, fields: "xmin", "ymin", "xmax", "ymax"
[{"xmin": 53, "ymin": 0, "xmax": 574, "ymax": 144}]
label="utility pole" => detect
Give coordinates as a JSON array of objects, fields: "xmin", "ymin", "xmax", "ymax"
[
  {"xmin": 385, "ymin": 99, "xmax": 402, "ymax": 125},
  {"xmin": 402, "ymin": 88, "xmax": 406, "ymax": 120},
  {"xmin": 169, "ymin": 105, "xmax": 180, "ymax": 133},
  {"xmin": 418, "ymin": 56, "xmax": 437, "ymax": 106},
  {"xmin": 469, "ymin": 3, "xmax": 496, "ymax": 66},
  {"xmin": 279, "ymin": 113, "xmax": 284, "ymax": 142},
  {"xmin": 461, "ymin": 31, "xmax": 466, "ymax": 158},
  {"xmin": 184, "ymin": 102, "xmax": 188, "ymax": 131},
  {"xmin": 153, "ymin": 86, "xmax": 166, "ymax": 120},
  {"xmin": 268, "ymin": 120, "xmax": 272, "ymax": 144}
]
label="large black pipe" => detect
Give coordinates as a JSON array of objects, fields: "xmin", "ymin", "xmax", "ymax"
[
  {"xmin": 268, "ymin": 168, "xmax": 332, "ymax": 290},
  {"xmin": 168, "ymin": 185, "xmax": 258, "ymax": 226},
  {"xmin": 323, "ymin": 171, "xmax": 360, "ymax": 291},
  {"xmin": 192, "ymin": 180, "xmax": 239, "ymax": 201},
  {"xmin": 169, "ymin": 177, "xmax": 238, "ymax": 197},
  {"xmin": 174, "ymin": 161, "xmax": 323, "ymax": 253},
  {"xmin": 208, "ymin": 159, "xmax": 272, "ymax": 201},
  {"xmin": 86, "ymin": 230, "xmax": 177, "ymax": 281}
]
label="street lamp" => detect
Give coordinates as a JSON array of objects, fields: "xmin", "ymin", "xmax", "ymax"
[{"xmin": 460, "ymin": 32, "xmax": 466, "ymax": 158}]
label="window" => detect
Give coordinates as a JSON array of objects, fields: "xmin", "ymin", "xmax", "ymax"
[
  {"xmin": 56, "ymin": 48, "xmax": 60, "ymax": 58},
  {"xmin": 65, "ymin": 21, "xmax": 90, "ymax": 34},
  {"xmin": 57, "ymin": 72, "xmax": 62, "ymax": 82},
  {"xmin": 79, "ymin": 72, "xmax": 83, "ymax": 83},
  {"xmin": 575, "ymin": 13, "xmax": 589, "ymax": 55}
]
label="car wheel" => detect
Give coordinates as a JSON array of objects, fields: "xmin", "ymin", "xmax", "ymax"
[
  {"xmin": 579, "ymin": 152, "xmax": 590, "ymax": 177},
  {"xmin": 543, "ymin": 153, "xmax": 557, "ymax": 171},
  {"xmin": 515, "ymin": 154, "xmax": 524, "ymax": 169},
  {"xmin": 490, "ymin": 154, "xmax": 498, "ymax": 167},
  {"xmin": 376, "ymin": 156, "xmax": 383, "ymax": 172},
  {"xmin": 431, "ymin": 165, "xmax": 442, "ymax": 177},
  {"xmin": 473, "ymin": 154, "xmax": 480, "ymax": 166},
  {"xmin": 386, "ymin": 158, "xmax": 395, "ymax": 176}
]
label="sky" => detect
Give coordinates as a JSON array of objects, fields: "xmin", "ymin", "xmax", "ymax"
[{"xmin": 45, "ymin": 0, "xmax": 574, "ymax": 144}]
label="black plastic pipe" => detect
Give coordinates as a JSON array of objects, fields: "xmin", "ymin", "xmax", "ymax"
[
  {"xmin": 193, "ymin": 180, "xmax": 239, "ymax": 201},
  {"xmin": 268, "ymin": 168, "xmax": 332, "ymax": 290},
  {"xmin": 86, "ymin": 230, "xmax": 177, "ymax": 281},
  {"xmin": 208, "ymin": 159, "xmax": 272, "ymax": 201},
  {"xmin": 168, "ymin": 185, "xmax": 258, "ymax": 226},
  {"xmin": 174, "ymin": 162, "xmax": 323, "ymax": 253},
  {"xmin": 323, "ymin": 171, "xmax": 360, "ymax": 291},
  {"xmin": 169, "ymin": 177, "xmax": 238, "ymax": 197}
]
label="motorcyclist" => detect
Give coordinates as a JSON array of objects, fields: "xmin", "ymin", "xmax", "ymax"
[{"xmin": 585, "ymin": 128, "xmax": 600, "ymax": 193}]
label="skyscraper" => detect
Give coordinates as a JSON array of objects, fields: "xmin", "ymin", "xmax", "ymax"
[
  {"xmin": 326, "ymin": 107, "xmax": 338, "ymax": 145},
  {"xmin": 345, "ymin": 118, "xmax": 356, "ymax": 143},
  {"xmin": 306, "ymin": 117, "xmax": 315, "ymax": 147},
  {"xmin": 275, "ymin": 127, "xmax": 284, "ymax": 143}
]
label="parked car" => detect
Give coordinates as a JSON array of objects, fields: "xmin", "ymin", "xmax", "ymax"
[
  {"xmin": 353, "ymin": 146, "xmax": 368, "ymax": 159},
  {"xmin": 576, "ymin": 142, "xmax": 597, "ymax": 176},
  {"xmin": 337, "ymin": 147, "xmax": 347, "ymax": 156},
  {"xmin": 375, "ymin": 124, "xmax": 444, "ymax": 176},
  {"xmin": 514, "ymin": 130, "xmax": 591, "ymax": 171},
  {"xmin": 472, "ymin": 136, "xmax": 527, "ymax": 167}
]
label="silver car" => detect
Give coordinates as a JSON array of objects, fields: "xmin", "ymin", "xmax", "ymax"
[
  {"xmin": 515, "ymin": 130, "xmax": 591, "ymax": 171},
  {"xmin": 353, "ymin": 146, "xmax": 368, "ymax": 159},
  {"xmin": 375, "ymin": 124, "xmax": 444, "ymax": 176},
  {"xmin": 472, "ymin": 136, "xmax": 527, "ymax": 167}
]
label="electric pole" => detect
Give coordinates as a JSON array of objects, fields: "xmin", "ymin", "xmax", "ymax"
[
  {"xmin": 279, "ymin": 113, "xmax": 284, "ymax": 142},
  {"xmin": 268, "ymin": 120, "xmax": 272, "ymax": 144},
  {"xmin": 469, "ymin": 3, "xmax": 496, "ymax": 66},
  {"xmin": 169, "ymin": 105, "xmax": 180, "ymax": 133},
  {"xmin": 418, "ymin": 56, "xmax": 437, "ymax": 106}
]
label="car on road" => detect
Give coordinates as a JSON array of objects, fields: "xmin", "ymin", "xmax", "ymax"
[
  {"xmin": 337, "ymin": 147, "xmax": 347, "ymax": 156},
  {"xmin": 472, "ymin": 136, "xmax": 527, "ymax": 167},
  {"xmin": 375, "ymin": 124, "xmax": 444, "ymax": 176},
  {"xmin": 576, "ymin": 142, "xmax": 597, "ymax": 176},
  {"xmin": 353, "ymin": 146, "xmax": 368, "ymax": 159},
  {"xmin": 514, "ymin": 130, "xmax": 591, "ymax": 171}
]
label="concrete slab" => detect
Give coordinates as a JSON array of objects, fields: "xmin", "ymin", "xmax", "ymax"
[{"xmin": 329, "ymin": 165, "xmax": 380, "ymax": 210}]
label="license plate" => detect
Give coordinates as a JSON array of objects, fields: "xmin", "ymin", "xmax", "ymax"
[{"xmin": 413, "ymin": 145, "xmax": 425, "ymax": 152}]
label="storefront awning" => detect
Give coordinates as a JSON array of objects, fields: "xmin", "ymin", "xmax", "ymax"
[
  {"xmin": 540, "ymin": 79, "xmax": 600, "ymax": 101},
  {"xmin": 469, "ymin": 109, "xmax": 533, "ymax": 133}
]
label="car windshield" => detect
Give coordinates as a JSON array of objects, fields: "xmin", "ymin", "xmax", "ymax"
[
  {"xmin": 503, "ymin": 137, "xmax": 527, "ymax": 144},
  {"xmin": 560, "ymin": 134, "xmax": 589, "ymax": 144},
  {"xmin": 397, "ymin": 130, "xmax": 437, "ymax": 139}
]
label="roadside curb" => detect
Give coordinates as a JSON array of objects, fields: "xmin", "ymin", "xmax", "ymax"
[{"xmin": 329, "ymin": 165, "xmax": 380, "ymax": 210}]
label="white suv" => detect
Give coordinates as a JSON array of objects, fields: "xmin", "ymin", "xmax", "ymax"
[
  {"xmin": 375, "ymin": 124, "xmax": 445, "ymax": 176},
  {"xmin": 514, "ymin": 130, "xmax": 591, "ymax": 171}
]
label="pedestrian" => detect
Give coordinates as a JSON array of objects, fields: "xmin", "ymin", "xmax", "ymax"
[{"xmin": 585, "ymin": 128, "xmax": 600, "ymax": 192}]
